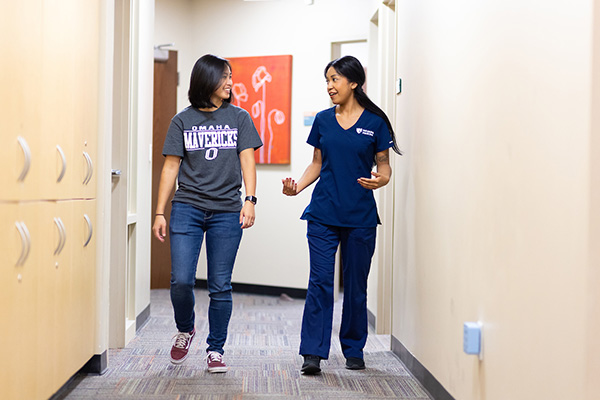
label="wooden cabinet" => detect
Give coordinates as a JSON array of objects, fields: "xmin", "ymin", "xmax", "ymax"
[
  {"xmin": 0, "ymin": 201, "xmax": 97, "ymax": 399},
  {"xmin": 0, "ymin": 0, "xmax": 101, "ymax": 399},
  {"xmin": 0, "ymin": 0, "xmax": 98, "ymax": 202}
]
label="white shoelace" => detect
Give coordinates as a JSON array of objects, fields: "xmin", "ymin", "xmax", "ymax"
[
  {"xmin": 206, "ymin": 351, "xmax": 223, "ymax": 362},
  {"xmin": 172, "ymin": 332, "xmax": 191, "ymax": 349}
]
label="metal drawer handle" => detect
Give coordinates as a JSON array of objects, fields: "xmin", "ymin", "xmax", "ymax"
[
  {"xmin": 83, "ymin": 152, "xmax": 90, "ymax": 184},
  {"xmin": 83, "ymin": 214, "xmax": 93, "ymax": 247},
  {"xmin": 53, "ymin": 218, "xmax": 62, "ymax": 255},
  {"xmin": 88, "ymin": 153, "xmax": 94, "ymax": 184},
  {"xmin": 17, "ymin": 136, "xmax": 31, "ymax": 182},
  {"xmin": 59, "ymin": 218, "xmax": 67, "ymax": 254},
  {"xmin": 15, "ymin": 222, "xmax": 31, "ymax": 266},
  {"xmin": 83, "ymin": 151, "xmax": 93, "ymax": 185},
  {"xmin": 22, "ymin": 222, "xmax": 31, "ymax": 264},
  {"xmin": 54, "ymin": 217, "xmax": 67, "ymax": 255},
  {"xmin": 58, "ymin": 217, "xmax": 66, "ymax": 255},
  {"xmin": 56, "ymin": 145, "xmax": 67, "ymax": 182},
  {"xmin": 15, "ymin": 223, "xmax": 26, "ymax": 265}
]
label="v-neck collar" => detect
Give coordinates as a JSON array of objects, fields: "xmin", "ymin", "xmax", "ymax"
[{"xmin": 334, "ymin": 108, "xmax": 365, "ymax": 132}]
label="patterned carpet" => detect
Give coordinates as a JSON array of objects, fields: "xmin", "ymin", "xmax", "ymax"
[{"xmin": 57, "ymin": 289, "xmax": 432, "ymax": 399}]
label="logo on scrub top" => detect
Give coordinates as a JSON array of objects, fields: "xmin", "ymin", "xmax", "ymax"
[{"xmin": 356, "ymin": 127, "xmax": 374, "ymax": 136}]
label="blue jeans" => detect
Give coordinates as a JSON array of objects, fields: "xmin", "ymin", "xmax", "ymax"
[
  {"xmin": 169, "ymin": 201, "xmax": 243, "ymax": 354},
  {"xmin": 299, "ymin": 221, "xmax": 376, "ymax": 360}
]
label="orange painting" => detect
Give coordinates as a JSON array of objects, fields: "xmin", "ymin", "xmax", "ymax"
[{"xmin": 228, "ymin": 55, "xmax": 292, "ymax": 164}]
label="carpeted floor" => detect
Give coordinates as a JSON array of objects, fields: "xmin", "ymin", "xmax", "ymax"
[{"xmin": 57, "ymin": 289, "xmax": 432, "ymax": 399}]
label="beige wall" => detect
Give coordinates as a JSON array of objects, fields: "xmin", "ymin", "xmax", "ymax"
[
  {"xmin": 587, "ymin": 1, "xmax": 600, "ymax": 398},
  {"xmin": 391, "ymin": 1, "xmax": 595, "ymax": 399}
]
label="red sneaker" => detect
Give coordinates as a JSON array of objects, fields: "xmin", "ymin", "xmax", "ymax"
[
  {"xmin": 206, "ymin": 351, "xmax": 228, "ymax": 373},
  {"xmin": 170, "ymin": 328, "xmax": 195, "ymax": 364}
]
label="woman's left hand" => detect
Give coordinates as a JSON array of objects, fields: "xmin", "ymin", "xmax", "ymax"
[
  {"xmin": 357, "ymin": 171, "xmax": 390, "ymax": 190},
  {"xmin": 240, "ymin": 201, "xmax": 255, "ymax": 229}
]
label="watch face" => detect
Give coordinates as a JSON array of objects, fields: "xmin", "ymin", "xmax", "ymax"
[{"xmin": 246, "ymin": 196, "xmax": 257, "ymax": 205}]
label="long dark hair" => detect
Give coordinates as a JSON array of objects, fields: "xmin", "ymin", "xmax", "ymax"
[
  {"xmin": 188, "ymin": 54, "xmax": 233, "ymax": 109},
  {"xmin": 325, "ymin": 56, "xmax": 401, "ymax": 155}
]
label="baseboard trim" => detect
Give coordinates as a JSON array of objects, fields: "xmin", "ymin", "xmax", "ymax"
[
  {"xmin": 80, "ymin": 350, "xmax": 108, "ymax": 375},
  {"xmin": 50, "ymin": 351, "xmax": 108, "ymax": 399},
  {"xmin": 195, "ymin": 279, "xmax": 307, "ymax": 299},
  {"xmin": 367, "ymin": 308, "xmax": 376, "ymax": 329},
  {"xmin": 136, "ymin": 303, "xmax": 151, "ymax": 332},
  {"xmin": 391, "ymin": 335, "xmax": 455, "ymax": 400}
]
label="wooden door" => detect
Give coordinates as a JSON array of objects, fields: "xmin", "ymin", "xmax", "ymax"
[
  {"xmin": 69, "ymin": 200, "xmax": 97, "ymax": 362},
  {"xmin": 39, "ymin": 0, "xmax": 76, "ymax": 199},
  {"xmin": 36, "ymin": 201, "xmax": 61, "ymax": 398},
  {"xmin": 39, "ymin": 0, "xmax": 100, "ymax": 200},
  {"xmin": 70, "ymin": 0, "xmax": 100, "ymax": 200},
  {"xmin": 54, "ymin": 200, "xmax": 96, "ymax": 382},
  {"xmin": 0, "ymin": 202, "xmax": 41, "ymax": 400},
  {"xmin": 151, "ymin": 50, "xmax": 178, "ymax": 289},
  {"xmin": 0, "ymin": 0, "xmax": 43, "ymax": 202}
]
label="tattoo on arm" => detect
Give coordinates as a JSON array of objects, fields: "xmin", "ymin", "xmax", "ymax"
[
  {"xmin": 313, "ymin": 149, "xmax": 322, "ymax": 163},
  {"xmin": 376, "ymin": 153, "xmax": 389, "ymax": 164}
]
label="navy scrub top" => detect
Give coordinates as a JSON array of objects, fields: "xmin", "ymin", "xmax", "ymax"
[{"xmin": 301, "ymin": 106, "xmax": 393, "ymax": 228}]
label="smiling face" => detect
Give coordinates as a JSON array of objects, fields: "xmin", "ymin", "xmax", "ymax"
[
  {"xmin": 326, "ymin": 66, "xmax": 357, "ymax": 105},
  {"xmin": 211, "ymin": 64, "xmax": 233, "ymax": 106}
]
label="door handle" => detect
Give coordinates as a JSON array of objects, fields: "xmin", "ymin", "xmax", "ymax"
[
  {"xmin": 17, "ymin": 137, "xmax": 31, "ymax": 182},
  {"xmin": 56, "ymin": 145, "xmax": 67, "ymax": 182},
  {"xmin": 54, "ymin": 217, "xmax": 66, "ymax": 255},
  {"xmin": 111, "ymin": 169, "xmax": 121, "ymax": 179},
  {"xmin": 83, "ymin": 214, "xmax": 93, "ymax": 247},
  {"xmin": 15, "ymin": 222, "xmax": 31, "ymax": 266},
  {"xmin": 83, "ymin": 151, "xmax": 93, "ymax": 185}
]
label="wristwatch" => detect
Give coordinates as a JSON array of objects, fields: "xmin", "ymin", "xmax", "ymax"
[{"xmin": 245, "ymin": 195, "xmax": 257, "ymax": 205}]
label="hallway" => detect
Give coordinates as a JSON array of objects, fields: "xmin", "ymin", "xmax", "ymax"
[{"xmin": 57, "ymin": 289, "xmax": 432, "ymax": 399}]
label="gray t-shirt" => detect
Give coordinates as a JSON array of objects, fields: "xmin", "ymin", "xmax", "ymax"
[{"xmin": 162, "ymin": 103, "xmax": 263, "ymax": 212}]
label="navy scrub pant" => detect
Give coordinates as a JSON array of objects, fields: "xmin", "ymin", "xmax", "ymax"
[{"xmin": 299, "ymin": 220, "xmax": 377, "ymax": 360}]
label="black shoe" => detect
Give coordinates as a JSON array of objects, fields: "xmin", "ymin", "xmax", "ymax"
[
  {"xmin": 345, "ymin": 357, "xmax": 365, "ymax": 370},
  {"xmin": 301, "ymin": 355, "xmax": 321, "ymax": 374}
]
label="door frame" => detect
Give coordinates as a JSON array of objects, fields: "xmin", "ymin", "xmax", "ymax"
[
  {"xmin": 368, "ymin": 3, "xmax": 397, "ymax": 335},
  {"xmin": 107, "ymin": 0, "xmax": 133, "ymax": 348},
  {"xmin": 105, "ymin": 0, "xmax": 154, "ymax": 348}
]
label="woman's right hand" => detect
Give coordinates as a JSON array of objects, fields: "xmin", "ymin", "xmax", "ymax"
[
  {"xmin": 282, "ymin": 177, "xmax": 299, "ymax": 196},
  {"xmin": 153, "ymin": 215, "xmax": 167, "ymax": 242}
]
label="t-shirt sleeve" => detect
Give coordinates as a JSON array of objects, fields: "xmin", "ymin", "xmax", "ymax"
[
  {"xmin": 306, "ymin": 115, "xmax": 321, "ymax": 149},
  {"xmin": 162, "ymin": 116, "xmax": 185, "ymax": 157},
  {"xmin": 237, "ymin": 109, "xmax": 263, "ymax": 152},
  {"xmin": 375, "ymin": 118, "xmax": 393, "ymax": 153}
]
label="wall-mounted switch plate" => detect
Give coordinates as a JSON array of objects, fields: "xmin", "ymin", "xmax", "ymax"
[{"xmin": 463, "ymin": 322, "xmax": 482, "ymax": 357}]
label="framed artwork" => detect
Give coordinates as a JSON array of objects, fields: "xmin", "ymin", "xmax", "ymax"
[{"xmin": 228, "ymin": 55, "xmax": 292, "ymax": 164}]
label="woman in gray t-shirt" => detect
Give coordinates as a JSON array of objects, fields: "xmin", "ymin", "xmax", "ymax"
[{"xmin": 152, "ymin": 54, "xmax": 262, "ymax": 373}]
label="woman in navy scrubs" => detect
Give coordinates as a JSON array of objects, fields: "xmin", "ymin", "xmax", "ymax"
[{"xmin": 282, "ymin": 55, "xmax": 401, "ymax": 374}]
